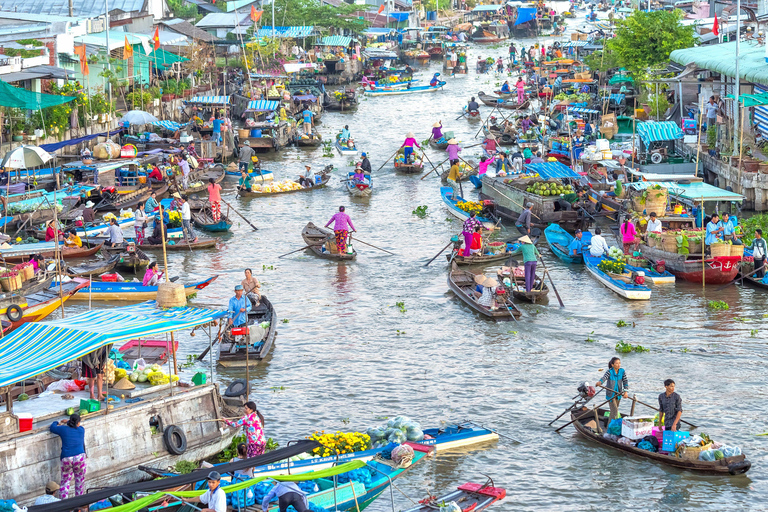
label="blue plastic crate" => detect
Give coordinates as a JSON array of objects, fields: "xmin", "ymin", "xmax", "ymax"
[{"xmin": 662, "ymin": 430, "xmax": 689, "ymax": 452}]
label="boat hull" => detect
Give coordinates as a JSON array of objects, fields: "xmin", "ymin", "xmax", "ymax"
[
  {"xmin": 640, "ymin": 245, "xmax": 740, "ymax": 284},
  {"xmin": 544, "ymin": 224, "xmax": 592, "ymax": 264},
  {"xmin": 441, "ymin": 187, "xmax": 495, "ymax": 229},
  {"xmin": 71, "ymin": 275, "xmax": 218, "ymax": 301},
  {"xmin": 584, "ymin": 255, "xmax": 651, "ymax": 300}
]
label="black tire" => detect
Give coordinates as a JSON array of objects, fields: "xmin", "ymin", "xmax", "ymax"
[
  {"xmin": 163, "ymin": 425, "xmax": 187, "ymax": 455},
  {"xmin": 225, "ymin": 378, "xmax": 249, "ymax": 397},
  {"xmin": 6, "ymin": 304, "xmax": 22, "ymax": 322},
  {"xmin": 728, "ymin": 460, "xmax": 751, "ymax": 475}
]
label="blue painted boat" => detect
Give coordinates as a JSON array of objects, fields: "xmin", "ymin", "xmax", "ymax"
[
  {"xmin": 544, "ymin": 224, "xmax": 592, "ymax": 263},
  {"xmin": 192, "ymin": 210, "xmax": 233, "ymax": 232},
  {"xmin": 335, "ymin": 138, "xmax": 359, "ymax": 156},
  {"xmin": 584, "ymin": 255, "xmax": 652, "ymax": 300},
  {"xmin": 614, "ymin": 258, "xmax": 676, "ymax": 284},
  {"xmin": 365, "ymin": 81, "xmax": 446, "ymax": 97},
  {"xmin": 469, "ymin": 175, "xmax": 483, "ymax": 189},
  {"xmin": 440, "ymin": 187, "xmax": 495, "ymax": 229},
  {"xmin": 345, "ymin": 172, "xmax": 372, "ymax": 197},
  {"xmin": 69, "ymin": 275, "xmax": 218, "ymax": 301},
  {"xmin": 224, "ymin": 168, "xmax": 274, "ymax": 182}
]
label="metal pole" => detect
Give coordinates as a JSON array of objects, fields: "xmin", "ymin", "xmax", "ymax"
[
  {"xmin": 733, "ymin": 0, "xmax": 740, "ymax": 150},
  {"xmin": 272, "ymin": 0, "xmax": 275, "ymax": 58},
  {"xmin": 105, "ymin": 0, "xmax": 111, "ymax": 109}
]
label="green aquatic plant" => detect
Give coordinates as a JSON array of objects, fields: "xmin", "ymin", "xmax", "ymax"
[
  {"xmin": 615, "ymin": 341, "xmax": 649, "ymax": 353},
  {"xmin": 412, "ymin": 205, "xmax": 429, "ymax": 218},
  {"xmin": 707, "ymin": 300, "xmax": 729, "ymax": 310}
]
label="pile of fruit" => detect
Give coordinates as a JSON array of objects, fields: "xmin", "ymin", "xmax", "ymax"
[
  {"xmin": 607, "ymin": 246, "xmax": 625, "ymax": 260},
  {"xmin": 252, "ymin": 180, "xmax": 304, "ymax": 193},
  {"xmin": 105, "ymin": 359, "xmax": 129, "ymax": 384},
  {"xmin": 128, "ymin": 363, "xmax": 179, "ymax": 386},
  {"xmin": 456, "ymin": 201, "xmax": 483, "ymax": 215},
  {"xmin": 525, "ymin": 181, "xmax": 574, "ymax": 196},
  {"xmin": 366, "ymin": 416, "xmax": 424, "ymax": 448}
]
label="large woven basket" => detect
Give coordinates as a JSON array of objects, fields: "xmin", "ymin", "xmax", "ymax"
[
  {"xmin": 157, "ymin": 281, "xmax": 186, "ymax": 308},
  {"xmin": 661, "ymin": 237, "xmax": 678, "ymax": 253},
  {"xmin": 710, "ymin": 243, "xmax": 730, "ymax": 258},
  {"xmin": 646, "ymin": 236, "xmax": 657, "ymax": 248},
  {"xmin": 730, "ymin": 244, "xmax": 745, "ymax": 258},
  {"xmin": 678, "ymin": 442, "xmax": 713, "ymax": 461},
  {"xmin": 688, "ymin": 239, "xmax": 703, "ymax": 256}
]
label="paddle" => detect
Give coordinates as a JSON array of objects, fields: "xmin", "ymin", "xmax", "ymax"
[
  {"xmin": 596, "ymin": 385, "xmax": 698, "ymax": 429},
  {"xmin": 548, "ymin": 392, "xmax": 600, "ymax": 426},
  {"xmin": 375, "ymin": 147, "xmax": 401, "ymax": 172},
  {"xmin": 277, "ymin": 243, "xmax": 323, "ymax": 259},
  {"xmin": 419, "ymin": 156, "xmax": 449, "ymax": 180},
  {"xmin": 716, "ymin": 263, "xmax": 767, "ymax": 291},
  {"xmin": 537, "ymin": 254, "xmax": 564, "ymax": 307},
  {"xmin": 221, "ymin": 198, "xmax": 258, "ymax": 231},
  {"xmin": 455, "ymin": 111, "xmax": 468, "ymax": 121},
  {"xmin": 350, "ymin": 236, "xmax": 394, "ymax": 255},
  {"xmin": 500, "ymin": 294, "xmax": 519, "ymax": 323},
  {"xmin": 425, "ymin": 240, "xmax": 454, "ymax": 266}
]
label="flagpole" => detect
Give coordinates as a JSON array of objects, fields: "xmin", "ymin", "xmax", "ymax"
[
  {"xmin": 272, "ymin": 0, "xmax": 275, "ymax": 59},
  {"xmin": 105, "ymin": 0, "xmax": 111, "ymax": 110},
  {"xmin": 733, "ymin": 0, "xmax": 740, "ymax": 151}
]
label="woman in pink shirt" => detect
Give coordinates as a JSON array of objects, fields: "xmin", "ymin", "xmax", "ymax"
[
  {"xmin": 478, "ymin": 156, "xmax": 490, "ymax": 175},
  {"xmin": 143, "ymin": 262, "xmax": 163, "ymax": 286},
  {"xmin": 620, "ymin": 218, "xmax": 637, "ymax": 254},
  {"xmin": 401, "ymin": 132, "xmax": 421, "ymax": 164},
  {"xmin": 325, "ymin": 206, "xmax": 356, "ymax": 254},
  {"xmin": 207, "ymin": 178, "xmax": 223, "ymax": 222},
  {"xmin": 516, "ymin": 77, "xmax": 526, "ymax": 105}
]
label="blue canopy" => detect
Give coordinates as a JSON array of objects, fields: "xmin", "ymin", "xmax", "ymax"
[
  {"xmin": 626, "ymin": 181, "xmax": 744, "ymax": 202},
  {"xmin": 152, "ymin": 120, "xmax": 182, "ymax": 131},
  {"xmin": 472, "ymin": 4, "xmax": 502, "ymax": 11},
  {"xmin": 247, "ymin": 100, "xmax": 280, "ymax": 112},
  {"xmin": 525, "ymin": 161, "xmax": 580, "ymax": 179},
  {"xmin": 515, "ymin": 7, "xmax": 537, "ymax": 25},
  {"xmin": 0, "ymin": 302, "xmax": 227, "ymax": 389},
  {"xmin": 567, "ymin": 106, "xmax": 599, "ymax": 114},
  {"xmin": 636, "ymin": 121, "xmax": 683, "ymax": 146},
  {"xmin": 254, "ymin": 26, "xmax": 314, "ymax": 38},
  {"xmin": 185, "ymin": 95, "xmax": 230, "ymax": 105},
  {"xmin": 389, "ymin": 12, "xmax": 409, "ymax": 21}
]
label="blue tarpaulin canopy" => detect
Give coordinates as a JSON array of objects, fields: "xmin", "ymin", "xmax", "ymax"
[
  {"xmin": 185, "ymin": 96, "xmax": 230, "ymax": 105},
  {"xmin": 515, "ymin": 7, "xmax": 536, "ymax": 25},
  {"xmin": 525, "ymin": 161, "xmax": 580, "ymax": 179},
  {"xmin": 567, "ymin": 106, "xmax": 599, "ymax": 114},
  {"xmin": 247, "ymin": 100, "xmax": 279, "ymax": 111},
  {"xmin": 0, "ymin": 302, "xmax": 226, "ymax": 389},
  {"xmin": 152, "ymin": 120, "xmax": 181, "ymax": 130},
  {"xmin": 626, "ymin": 181, "xmax": 744, "ymax": 202},
  {"xmin": 389, "ymin": 12, "xmax": 409, "ymax": 21},
  {"xmin": 321, "ymin": 35, "xmax": 355, "ymax": 46},
  {"xmin": 472, "ymin": 4, "xmax": 502, "ymax": 11},
  {"xmin": 636, "ymin": 121, "xmax": 683, "ymax": 146},
  {"xmin": 254, "ymin": 26, "xmax": 314, "ymax": 38}
]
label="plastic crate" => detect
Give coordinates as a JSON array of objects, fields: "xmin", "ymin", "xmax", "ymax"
[
  {"xmin": 662, "ymin": 430, "xmax": 690, "ymax": 452},
  {"xmin": 79, "ymin": 399, "xmax": 101, "ymax": 413},
  {"xmin": 101, "ymin": 274, "xmax": 120, "ymax": 282}
]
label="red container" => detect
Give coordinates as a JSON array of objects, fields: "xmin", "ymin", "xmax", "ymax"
[
  {"xmin": 231, "ymin": 327, "xmax": 248, "ymax": 336},
  {"xmin": 101, "ymin": 274, "xmax": 120, "ymax": 282},
  {"xmin": 18, "ymin": 414, "xmax": 32, "ymax": 432}
]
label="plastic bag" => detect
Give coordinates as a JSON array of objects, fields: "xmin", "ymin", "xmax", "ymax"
[
  {"xmin": 391, "ymin": 444, "xmax": 414, "ymax": 466},
  {"xmin": 607, "ymin": 419, "xmax": 622, "ymax": 436},
  {"xmin": 366, "ymin": 427, "xmax": 385, "ymax": 441},
  {"xmin": 699, "ymin": 450, "xmax": 716, "ymax": 462},
  {"xmin": 439, "ymin": 502, "xmax": 461, "ymax": 512},
  {"xmin": 132, "ymin": 358, "xmax": 147, "ymax": 372},
  {"xmin": 47, "ymin": 380, "xmax": 83, "ymax": 393},
  {"xmin": 721, "ymin": 446, "xmax": 742, "ymax": 457},
  {"xmin": 388, "ymin": 429, "xmax": 407, "ymax": 444}
]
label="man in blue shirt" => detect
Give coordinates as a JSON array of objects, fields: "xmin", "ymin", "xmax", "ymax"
[
  {"xmin": 262, "ymin": 482, "xmax": 308, "ymax": 512},
  {"xmin": 721, "ymin": 212, "xmax": 739, "ymax": 243},
  {"xmin": 212, "ymin": 112, "xmax": 223, "ymax": 147},
  {"xmin": 568, "ymin": 229, "xmax": 585, "ymax": 256},
  {"xmin": 302, "ymin": 109, "xmax": 314, "ymax": 135},
  {"xmin": 705, "ymin": 213, "xmax": 724, "ymax": 247},
  {"xmin": 553, "ymin": 75, "xmax": 562, "ymax": 94},
  {"xmin": 227, "ymin": 284, "xmax": 251, "ymax": 327}
]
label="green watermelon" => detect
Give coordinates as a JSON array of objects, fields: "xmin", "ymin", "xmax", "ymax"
[{"xmin": 714, "ymin": 450, "xmax": 724, "ymax": 461}]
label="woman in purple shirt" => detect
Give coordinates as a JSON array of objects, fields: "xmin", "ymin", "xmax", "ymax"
[
  {"xmin": 431, "ymin": 121, "xmax": 443, "ymax": 141},
  {"xmin": 325, "ymin": 206, "xmax": 356, "ymax": 254},
  {"xmin": 445, "ymin": 139, "xmax": 462, "ymax": 161},
  {"xmin": 401, "ymin": 132, "xmax": 421, "ymax": 163}
]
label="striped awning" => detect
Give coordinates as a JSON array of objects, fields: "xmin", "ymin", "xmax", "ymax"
[
  {"xmin": 606, "ymin": 93, "xmax": 625, "ymax": 104},
  {"xmin": 636, "ymin": 121, "xmax": 683, "ymax": 146},
  {"xmin": 247, "ymin": 100, "xmax": 280, "ymax": 112},
  {"xmin": 626, "ymin": 181, "xmax": 743, "ymax": 202},
  {"xmin": 567, "ymin": 106, "xmax": 599, "ymax": 114},
  {"xmin": 524, "ymin": 161, "xmax": 580, "ymax": 179},
  {"xmin": 561, "ymin": 40, "xmax": 588, "ymax": 47},
  {"xmin": 254, "ymin": 26, "xmax": 314, "ymax": 38},
  {"xmin": 152, "ymin": 120, "xmax": 182, "ymax": 130},
  {"xmin": 185, "ymin": 95, "xmax": 230, "ymax": 105},
  {"xmin": 321, "ymin": 35, "xmax": 354, "ymax": 47},
  {"xmin": 0, "ymin": 302, "xmax": 227, "ymax": 389}
]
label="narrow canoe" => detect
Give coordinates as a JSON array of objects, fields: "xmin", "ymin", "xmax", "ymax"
[
  {"xmin": 65, "ymin": 254, "xmax": 120, "ymax": 277},
  {"xmin": 365, "ymin": 81, "xmax": 446, "ymax": 96},
  {"xmin": 498, "ymin": 267, "xmax": 550, "ymax": 303},
  {"xmin": 448, "ymin": 262, "xmax": 521, "ymax": 320},
  {"xmin": 218, "ymin": 296, "xmax": 277, "ymax": 367},
  {"xmin": 173, "ymin": 165, "xmax": 226, "ymax": 196},
  {"xmin": 584, "ymin": 254, "xmax": 651, "ymax": 300},
  {"xmin": 618, "ymin": 258, "xmax": 676, "ymax": 284},
  {"xmin": 401, "ymin": 482, "xmax": 506, "ymax": 512},
  {"xmin": 0, "ymin": 242, "xmax": 104, "ymax": 264},
  {"xmin": 478, "ymin": 93, "xmax": 530, "ymax": 110},
  {"xmin": 447, "ymin": 251, "xmax": 514, "ymax": 266},
  {"xmin": 345, "ymin": 172, "xmax": 372, "ymax": 197},
  {"xmin": 394, "ymin": 161, "xmax": 424, "ymax": 173},
  {"xmin": 70, "ymin": 275, "xmax": 218, "ymax": 301},
  {"xmin": 419, "ymin": 422, "xmax": 500, "ymax": 451},
  {"xmin": 296, "ymin": 127, "xmax": 323, "ymax": 147},
  {"xmin": 192, "ymin": 210, "xmax": 233, "ymax": 232},
  {"xmin": 238, "ymin": 174, "xmax": 330, "ymax": 197},
  {"xmin": 429, "ymin": 139, "xmax": 449, "ymax": 150},
  {"xmin": 570, "ymin": 407, "xmax": 751, "ymax": 475},
  {"xmin": 335, "ymin": 140, "xmax": 358, "ymax": 156},
  {"xmin": 3, "ymin": 278, "xmax": 89, "ymax": 333},
  {"xmin": 301, "ymin": 222, "xmax": 357, "ymax": 261},
  {"xmin": 544, "ymin": 224, "xmax": 592, "ymax": 264},
  {"xmin": 440, "ymin": 187, "xmax": 496, "ymax": 229},
  {"xmin": 225, "ymin": 168, "xmax": 275, "ymax": 182},
  {"xmin": 102, "ymin": 239, "xmax": 218, "ymax": 253},
  {"xmin": 739, "ymin": 273, "xmax": 768, "ymax": 290}
]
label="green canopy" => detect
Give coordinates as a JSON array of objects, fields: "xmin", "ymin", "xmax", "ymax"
[
  {"xmin": 144, "ymin": 47, "xmax": 188, "ymax": 69},
  {"xmin": 725, "ymin": 93, "xmax": 768, "ymax": 107},
  {"xmin": 0, "ymin": 80, "xmax": 75, "ymax": 109}
]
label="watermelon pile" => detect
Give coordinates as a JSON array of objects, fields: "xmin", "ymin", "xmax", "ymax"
[{"xmin": 526, "ymin": 181, "xmax": 574, "ymax": 197}]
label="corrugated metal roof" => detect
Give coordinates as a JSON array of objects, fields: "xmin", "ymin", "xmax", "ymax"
[
  {"xmin": 471, "ymin": 4, "xmax": 503, "ymax": 11},
  {"xmin": 160, "ymin": 18, "xmax": 218, "ymax": 42},
  {"xmin": 670, "ymin": 40, "xmax": 768, "ymax": 84},
  {"xmin": 627, "ymin": 181, "xmax": 743, "ymax": 202},
  {"xmin": 0, "ymin": 0, "xmax": 146, "ymax": 17},
  {"xmin": 182, "ymin": 0, "xmax": 221, "ymax": 12},
  {"xmin": 196, "ymin": 12, "xmax": 249, "ymax": 28},
  {"xmin": 321, "ymin": 35, "xmax": 353, "ymax": 46},
  {"xmin": 253, "ymin": 26, "xmax": 315, "ymax": 38},
  {"xmin": 74, "ymin": 31, "xmax": 150, "ymax": 52}
]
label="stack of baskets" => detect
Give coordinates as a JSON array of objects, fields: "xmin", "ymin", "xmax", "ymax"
[
  {"xmin": 632, "ymin": 187, "xmax": 668, "ymax": 215},
  {"xmin": 710, "ymin": 243, "xmax": 730, "ymax": 258},
  {"xmin": 730, "ymin": 244, "xmax": 745, "ymax": 257}
]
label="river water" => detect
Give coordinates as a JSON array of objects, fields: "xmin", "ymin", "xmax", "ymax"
[{"xmin": 63, "ymin": 7, "xmax": 768, "ymax": 511}]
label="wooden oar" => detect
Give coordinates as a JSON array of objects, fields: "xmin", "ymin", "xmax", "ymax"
[
  {"xmin": 537, "ymin": 254, "xmax": 564, "ymax": 307},
  {"xmin": 277, "ymin": 243, "xmax": 324, "ymax": 259},
  {"xmin": 549, "ymin": 393, "xmax": 600, "ymax": 426},
  {"xmin": 716, "ymin": 263, "xmax": 766, "ymax": 291},
  {"xmin": 420, "ymin": 156, "xmax": 449, "ymax": 180},
  {"xmin": 425, "ymin": 240, "xmax": 454, "ymax": 266},
  {"xmin": 455, "ymin": 111, "xmax": 468, "ymax": 121},
  {"xmin": 221, "ymin": 198, "xmax": 258, "ymax": 231},
  {"xmin": 500, "ymin": 294, "xmax": 519, "ymax": 323},
  {"xmin": 596, "ymin": 385, "xmax": 698, "ymax": 429},
  {"xmin": 375, "ymin": 147, "xmax": 400, "ymax": 172},
  {"xmin": 196, "ymin": 329, "xmax": 224, "ymax": 361},
  {"xmin": 555, "ymin": 396, "xmax": 616, "ymax": 432},
  {"xmin": 350, "ymin": 236, "xmax": 394, "ymax": 255}
]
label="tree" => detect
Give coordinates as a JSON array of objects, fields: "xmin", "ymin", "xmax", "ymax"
[
  {"xmin": 602, "ymin": 10, "xmax": 695, "ymax": 80},
  {"xmin": 261, "ymin": 0, "xmax": 369, "ymax": 32}
]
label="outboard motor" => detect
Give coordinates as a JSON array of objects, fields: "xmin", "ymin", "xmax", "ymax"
[{"xmin": 577, "ymin": 381, "xmax": 596, "ymax": 399}]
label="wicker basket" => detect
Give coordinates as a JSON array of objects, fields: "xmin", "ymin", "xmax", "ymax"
[
  {"xmin": 238, "ymin": 129, "xmax": 250, "ymax": 139},
  {"xmin": 710, "ymin": 243, "xmax": 730, "ymax": 258},
  {"xmin": 0, "ymin": 274, "xmax": 19, "ymax": 292},
  {"xmin": 156, "ymin": 281, "xmax": 186, "ymax": 308},
  {"xmin": 678, "ymin": 442, "xmax": 713, "ymax": 461},
  {"xmin": 730, "ymin": 244, "xmax": 745, "ymax": 258},
  {"xmin": 22, "ymin": 265, "xmax": 33, "ymax": 280},
  {"xmin": 661, "ymin": 237, "xmax": 678, "ymax": 253},
  {"xmin": 646, "ymin": 236, "xmax": 657, "ymax": 248},
  {"xmin": 688, "ymin": 239, "xmax": 702, "ymax": 256}
]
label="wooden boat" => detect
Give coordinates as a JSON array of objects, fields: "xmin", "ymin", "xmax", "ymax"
[
  {"xmin": 0, "ymin": 242, "xmax": 103, "ymax": 264},
  {"xmin": 478, "ymin": 92, "xmax": 530, "ymax": 110},
  {"xmin": 739, "ymin": 273, "xmax": 768, "ymax": 290},
  {"xmin": 497, "ymin": 266, "xmax": 550, "ymax": 303},
  {"xmin": 429, "ymin": 138, "xmax": 449, "ymax": 150},
  {"xmin": 65, "ymin": 254, "xmax": 120, "ymax": 277},
  {"xmin": 447, "ymin": 250, "xmax": 515, "ymax": 266},
  {"xmin": 441, "ymin": 187, "xmax": 496, "ymax": 229},
  {"xmin": 218, "ymin": 296, "xmax": 277, "ymax": 367},
  {"xmin": 401, "ymin": 481, "xmax": 506, "ymax": 512},
  {"xmin": 419, "ymin": 422, "xmax": 499, "ymax": 450},
  {"xmin": 7, "ymin": 278, "xmax": 89, "ymax": 332},
  {"xmin": 544, "ymin": 224, "xmax": 592, "ymax": 264},
  {"xmin": 70, "ymin": 275, "xmax": 218, "ymax": 301},
  {"xmin": 335, "ymin": 138, "xmax": 358, "ymax": 156},
  {"xmin": 345, "ymin": 172, "xmax": 372, "ymax": 197},
  {"xmin": 114, "ymin": 248, "xmax": 151, "ymax": 273},
  {"xmin": 365, "ymin": 81, "xmax": 446, "ymax": 96},
  {"xmin": 639, "ymin": 244, "xmax": 740, "ymax": 284},
  {"xmin": 192, "ymin": 209, "xmax": 233, "ymax": 233},
  {"xmin": 584, "ymin": 254, "xmax": 651, "ymax": 300},
  {"xmin": 394, "ymin": 160, "xmax": 424, "ymax": 173},
  {"xmin": 448, "ymin": 263, "xmax": 521, "ymax": 320},
  {"xmin": 296, "ymin": 126, "xmax": 323, "ymax": 147},
  {"xmin": 118, "ymin": 338, "xmax": 179, "ymax": 366},
  {"xmin": 95, "ymin": 184, "xmax": 166, "ymax": 212},
  {"xmin": 570, "ymin": 407, "xmax": 751, "ymax": 475},
  {"xmin": 173, "ymin": 165, "xmax": 226, "ymax": 196},
  {"xmin": 103, "ymin": 239, "xmax": 218, "ymax": 253},
  {"xmin": 238, "ymin": 174, "xmax": 330, "ymax": 197},
  {"xmin": 301, "ymin": 222, "xmax": 356, "ymax": 261}
]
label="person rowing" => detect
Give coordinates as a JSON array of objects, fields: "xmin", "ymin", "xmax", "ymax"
[
  {"xmin": 467, "ymin": 96, "xmax": 480, "ymax": 115},
  {"xmin": 325, "ymin": 206, "xmax": 356, "ymax": 255},
  {"xmin": 429, "ymin": 72, "xmax": 441, "ymax": 87}
]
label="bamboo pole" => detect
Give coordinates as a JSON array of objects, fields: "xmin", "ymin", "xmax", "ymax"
[
  {"xmin": 702, "ymin": 195, "xmax": 705, "ymax": 289},
  {"xmin": 694, "ymin": 96, "xmax": 704, "ymax": 178},
  {"xmin": 737, "ymin": 106, "xmax": 745, "ymax": 195}
]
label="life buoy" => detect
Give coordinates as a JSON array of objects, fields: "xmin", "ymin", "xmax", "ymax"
[
  {"xmin": 6, "ymin": 304, "xmax": 22, "ymax": 322},
  {"xmin": 651, "ymin": 152, "xmax": 663, "ymax": 164},
  {"xmin": 163, "ymin": 425, "xmax": 187, "ymax": 455}
]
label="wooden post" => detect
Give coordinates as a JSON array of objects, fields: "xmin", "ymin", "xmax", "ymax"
[
  {"xmin": 737, "ymin": 106, "xmax": 745, "ymax": 194},
  {"xmin": 631, "ymin": 98, "xmax": 637, "ymax": 171},
  {"xmin": 695, "ymin": 97, "xmax": 704, "ymax": 178},
  {"xmin": 593, "ymin": 408, "xmax": 602, "ymax": 434},
  {"xmin": 630, "ymin": 394, "xmax": 637, "ymax": 417}
]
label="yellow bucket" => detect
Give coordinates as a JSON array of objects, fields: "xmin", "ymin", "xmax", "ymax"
[{"xmin": 673, "ymin": 204, "xmax": 683, "ymax": 215}]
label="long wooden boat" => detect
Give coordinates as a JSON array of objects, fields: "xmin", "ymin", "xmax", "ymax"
[
  {"xmin": 441, "ymin": 187, "xmax": 496, "ymax": 229},
  {"xmin": 639, "ymin": 244, "xmax": 740, "ymax": 284},
  {"xmin": 95, "ymin": 184, "xmax": 166, "ymax": 212},
  {"xmin": 218, "ymin": 296, "xmax": 277, "ymax": 367},
  {"xmin": 448, "ymin": 262, "xmax": 521, "ymax": 319},
  {"xmin": 429, "ymin": 138, "xmax": 449, "ymax": 149},
  {"xmin": 192, "ymin": 209, "xmax": 233, "ymax": 232},
  {"xmin": 335, "ymin": 139, "xmax": 359, "ymax": 156},
  {"xmin": 544, "ymin": 224, "xmax": 592, "ymax": 264},
  {"xmin": 619, "ymin": 258, "xmax": 676, "ymax": 284},
  {"xmin": 118, "ymin": 338, "xmax": 179, "ymax": 366},
  {"xmin": 447, "ymin": 250, "xmax": 514, "ymax": 266},
  {"xmin": 0, "ymin": 242, "xmax": 103, "ymax": 264},
  {"xmin": 224, "ymin": 168, "xmax": 275, "ymax": 182},
  {"xmin": 238, "ymin": 174, "xmax": 330, "ymax": 197},
  {"xmin": 584, "ymin": 254, "xmax": 651, "ymax": 300},
  {"xmin": 102, "ymin": 239, "xmax": 218, "ymax": 253},
  {"xmin": 7, "ymin": 278, "xmax": 89, "ymax": 332},
  {"xmin": 365, "ymin": 81, "xmax": 446, "ymax": 96},
  {"xmin": 345, "ymin": 172, "xmax": 372, "ymax": 197},
  {"xmin": 402, "ymin": 481, "xmax": 506, "ymax": 512},
  {"xmin": 478, "ymin": 92, "xmax": 531, "ymax": 110},
  {"xmin": 394, "ymin": 160, "xmax": 424, "ymax": 173},
  {"xmin": 498, "ymin": 267, "xmax": 550, "ymax": 303},
  {"xmin": 65, "ymin": 254, "xmax": 120, "ymax": 277},
  {"xmin": 301, "ymin": 222, "xmax": 357, "ymax": 261},
  {"xmin": 70, "ymin": 275, "xmax": 218, "ymax": 301},
  {"xmin": 570, "ymin": 406, "xmax": 751, "ymax": 475},
  {"xmin": 296, "ymin": 126, "xmax": 323, "ymax": 147},
  {"xmin": 739, "ymin": 273, "xmax": 768, "ymax": 290},
  {"xmin": 173, "ymin": 165, "xmax": 226, "ymax": 196}
]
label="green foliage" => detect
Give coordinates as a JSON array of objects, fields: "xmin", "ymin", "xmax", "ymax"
[
  {"xmin": 395, "ymin": 301, "xmax": 406, "ymax": 313},
  {"xmin": 646, "ymin": 92, "xmax": 671, "ymax": 120},
  {"xmin": 582, "ymin": 48, "xmax": 620, "ymax": 74},
  {"xmin": 173, "ymin": 460, "xmax": 198, "ymax": 474},
  {"xmin": 167, "ymin": 0, "xmax": 199, "ymax": 20},
  {"xmin": 262, "ymin": 0, "xmax": 369, "ymax": 31},
  {"xmin": 616, "ymin": 320, "xmax": 629, "ymax": 328},
  {"xmin": 615, "ymin": 341, "xmax": 649, "ymax": 353},
  {"xmin": 585, "ymin": 331, "xmax": 597, "ymax": 342},
  {"xmin": 3, "ymin": 48, "xmax": 43, "ymax": 58},
  {"xmin": 218, "ymin": 434, "xmax": 245, "ymax": 462},
  {"xmin": 16, "ymin": 39, "xmax": 44, "ymax": 46},
  {"xmin": 741, "ymin": 214, "xmax": 768, "ymax": 246},
  {"xmin": 707, "ymin": 300, "xmax": 729, "ymax": 310},
  {"xmin": 412, "ymin": 205, "xmax": 429, "ymax": 218},
  {"xmin": 707, "ymin": 124, "xmax": 717, "ymax": 147},
  {"xmin": 126, "ymin": 91, "xmax": 152, "ymax": 109},
  {"xmin": 600, "ymin": 10, "xmax": 696, "ymax": 80}
]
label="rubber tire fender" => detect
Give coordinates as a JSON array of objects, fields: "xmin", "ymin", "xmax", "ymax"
[
  {"xmin": 728, "ymin": 460, "xmax": 751, "ymax": 475},
  {"xmin": 6, "ymin": 304, "xmax": 22, "ymax": 322},
  {"xmin": 163, "ymin": 425, "xmax": 187, "ymax": 456}
]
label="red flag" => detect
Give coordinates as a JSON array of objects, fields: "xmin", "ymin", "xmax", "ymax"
[
  {"xmin": 377, "ymin": 4, "xmax": 385, "ymax": 13},
  {"xmin": 712, "ymin": 14, "xmax": 719, "ymax": 36},
  {"xmin": 73, "ymin": 44, "xmax": 89, "ymax": 76},
  {"xmin": 152, "ymin": 26, "xmax": 160, "ymax": 50},
  {"xmin": 250, "ymin": 5, "xmax": 262, "ymax": 22}
]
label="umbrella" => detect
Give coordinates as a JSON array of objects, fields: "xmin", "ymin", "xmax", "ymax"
[
  {"xmin": 0, "ymin": 145, "xmax": 52, "ymax": 169},
  {"xmin": 121, "ymin": 110, "xmax": 160, "ymax": 126}
]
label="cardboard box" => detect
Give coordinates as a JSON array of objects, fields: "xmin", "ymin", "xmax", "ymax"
[
  {"xmin": 600, "ymin": 113, "xmax": 619, "ymax": 140},
  {"xmin": 621, "ymin": 416, "xmax": 655, "ymax": 440},
  {"xmin": 571, "ymin": 33, "xmax": 580, "ymax": 41}
]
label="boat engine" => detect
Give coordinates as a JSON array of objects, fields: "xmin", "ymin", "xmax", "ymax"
[
  {"xmin": 577, "ymin": 381, "xmax": 596, "ymax": 399},
  {"xmin": 480, "ymin": 200, "xmax": 498, "ymax": 221}
]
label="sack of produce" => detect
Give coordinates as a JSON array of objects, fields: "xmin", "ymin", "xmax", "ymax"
[
  {"xmin": 699, "ymin": 450, "xmax": 716, "ymax": 462},
  {"xmin": 721, "ymin": 446, "xmax": 741, "ymax": 457},
  {"xmin": 366, "ymin": 427, "xmax": 385, "ymax": 441},
  {"xmin": 391, "ymin": 444, "xmax": 415, "ymax": 466},
  {"xmin": 387, "ymin": 429, "xmax": 407, "ymax": 444}
]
